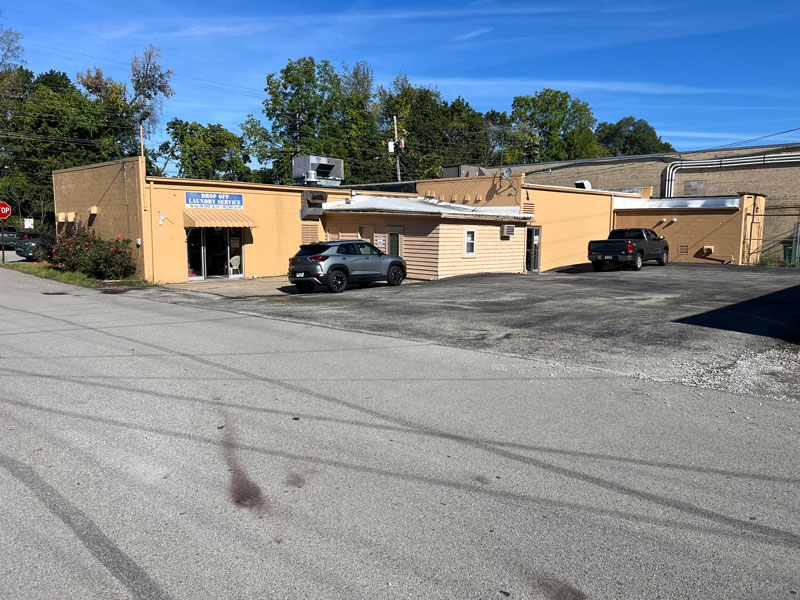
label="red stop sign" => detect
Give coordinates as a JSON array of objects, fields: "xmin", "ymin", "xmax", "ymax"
[{"xmin": 0, "ymin": 202, "xmax": 10, "ymax": 220}]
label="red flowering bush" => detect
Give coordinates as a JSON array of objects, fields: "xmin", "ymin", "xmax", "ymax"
[{"xmin": 48, "ymin": 228, "xmax": 136, "ymax": 280}]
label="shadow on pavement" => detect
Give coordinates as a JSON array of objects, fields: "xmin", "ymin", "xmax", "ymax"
[{"xmin": 674, "ymin": 284, "xmax": 800, "ymax": 343}]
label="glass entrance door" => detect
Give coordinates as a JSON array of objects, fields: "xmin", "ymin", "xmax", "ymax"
[
  {"xmin": 185, "ymin": 227, "xmax": 244, "ymax": 280},
  {"xmin": 187, "ymin": 228, "xmax": 204, "ymax": 279},
  {"xmin": 526, "ymin": 226, "xmax": 541, "ymax": 272}
]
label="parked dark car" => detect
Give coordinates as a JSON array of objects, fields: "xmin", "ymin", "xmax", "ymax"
[
  {"xmin": 15, "ymin": 232, "xmax": 42, "ymax": 260},
  {"xmin": 288, "ymin": 239, "xmax": 406, "ymax": 293},
  {"xmin": 588, "ymin": 228, "xmax": 669, "ymax": 271},
  {"xmin": 0, "ymin": 225, "xmax": 18, "ymax": 250}
]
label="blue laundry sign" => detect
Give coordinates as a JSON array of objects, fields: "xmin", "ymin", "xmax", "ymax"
[{"xmin": 185, "ymin": 192, "xmax": 243, "ymax": 209}]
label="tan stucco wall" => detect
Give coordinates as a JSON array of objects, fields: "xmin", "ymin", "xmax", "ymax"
[
  {"xmin": 611, "ymin": 195, "xmax": 765, "ymax": 265},
  {"xmin": 144, "ymin": 179, "xmax": 349, "ymax": 283},
  {"xmin": 53, "ymin": 157, "xmax": 147, "ymax": 271},
  {"xmin": 437, "ymin": 221, "xmax": 526, "ymax": 278},
  {"xmin": 322, "ymin": 213, "xmax": 440, "ymax": 279},
  {"xmin": 418, "ymin": 174, "xmax": 524, "ymax": 207},
  {"xmin": 523, "ymin": 186, "xmax": 615, "ymax": 272}
]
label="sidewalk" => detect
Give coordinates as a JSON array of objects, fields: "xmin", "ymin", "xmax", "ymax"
[{"xmin": 162, "ymin": 276, "xmax": 292, "ymax": 298}]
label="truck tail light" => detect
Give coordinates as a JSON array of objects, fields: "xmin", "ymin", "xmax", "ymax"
[
  {"xmin": 308, "ymin": 255, "xmax": 329, "ymax": 262},
  {"xmin": 626, "ymin": 242, "xmax": 634, "ymax": 253},
  {"xmin": 587, "ymin": 242, "xmax": 591, "ymax": 253}
]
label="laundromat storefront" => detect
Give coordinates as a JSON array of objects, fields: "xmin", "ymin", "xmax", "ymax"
[
  {"xmin": 182, "ymin": 193, "xmax": 259, "ymax": 280},
  {"xmin": 52, "ymin": 157, "xmax": 351, "ymax": 284}
]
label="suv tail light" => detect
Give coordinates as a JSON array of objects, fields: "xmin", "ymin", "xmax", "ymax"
[
  {"xmin": 308, "ymin": 255, "xmax": 329, "ymax": 262},
  {"xmin": 626, "ymin": 241, "xmax": 634, "ymax": 253}
]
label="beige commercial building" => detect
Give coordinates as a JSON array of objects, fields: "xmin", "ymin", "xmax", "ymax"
[{"xmin": 52, "ymin": 160, "xmax": 765, "ymax": 284}]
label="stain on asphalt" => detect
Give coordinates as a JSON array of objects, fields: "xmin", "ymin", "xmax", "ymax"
[
  {"xmin": 100, "ymin": 288, "xmax": 130, "ymax": 294},
  {"xmin": 285, "ymin": 472, "xmax": 306, "ymax": 488},
  {"xmin": 472, "ymin": 475, "xmax": 490, "ymax": 485},
  {"xmin": 529, "ymin": 574, "xmax": 588, "ymax": 600},
  {"xmin": 221, "ymin": 413, "xmax": 269, "ymax": 514}
]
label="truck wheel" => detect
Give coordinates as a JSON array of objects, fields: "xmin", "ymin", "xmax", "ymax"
[
  {"xmin": 632, "ymin": 253, "xmax": 643, "ymax": 271},
  {"xmin": 591, "ymin": 260, "xmax": 605, "ymax": 271},
  {"xmin": 657, "ymin": 250, "xmax": 669, "ymax": 266}
]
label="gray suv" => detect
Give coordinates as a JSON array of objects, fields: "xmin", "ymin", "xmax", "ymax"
[{"xmin": 288, "ymin": 239, "xmax": 406, "ymax": 293}]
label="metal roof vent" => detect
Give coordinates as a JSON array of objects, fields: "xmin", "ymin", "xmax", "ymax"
[
  {"xmin": 292, "ymin": 156, "xmax": 344, "ymax": 187},
  {"xmin": 575, "ymin": 180, "xmax": 592, "ymax": 190}
]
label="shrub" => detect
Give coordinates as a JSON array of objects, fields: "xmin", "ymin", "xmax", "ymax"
[{"xmin": 48, "ymin": 228, "xmax": 136, "ymax": 280}]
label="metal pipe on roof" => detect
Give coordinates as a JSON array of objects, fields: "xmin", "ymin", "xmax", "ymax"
[{"xmin": 665, "ymin": 153, "xmax": 800, "ymax": 197}]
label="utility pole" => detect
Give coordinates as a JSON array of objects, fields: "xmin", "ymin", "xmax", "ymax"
[
  {"xmin": 393, "ymin": 115, "xmax": 401, "ymax": 182},
  {"xmin": 139, "ymin": 123, "xmax": 145, "ymax": 157}
]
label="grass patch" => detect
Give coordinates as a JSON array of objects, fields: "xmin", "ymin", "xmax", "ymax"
[
  {"xmin": 1, "ymin": 262, "xmax": 100, "ymax": 287},
  {"xmin": 1, "ymin": 262, "xmax": 154, "ymax": 288}
]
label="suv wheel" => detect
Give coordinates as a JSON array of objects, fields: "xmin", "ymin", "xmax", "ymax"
[
  {"xmin": 387, "ymin": 265, "xmax": 404, "ymax": 286},
  {"xmin": 327, "ymin": 270, "xmax": 348, "ymax": 293}
]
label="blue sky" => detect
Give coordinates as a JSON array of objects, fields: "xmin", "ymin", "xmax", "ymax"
[{"xmin": 5, "ymin": 0, "xmax": 800, "ymax": 166}]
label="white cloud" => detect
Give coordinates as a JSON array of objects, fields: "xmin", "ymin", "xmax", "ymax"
[
  {"xmin": 414, "ymin": 76, "xmax": 728, "ymax": 96},
  {"xmin": 451, "ymin": 27, "xmax": 493, "ymax": 42}
]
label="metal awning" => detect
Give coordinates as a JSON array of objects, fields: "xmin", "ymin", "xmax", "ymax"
[{"xmin": 183, "ymin": 209, "xmax": 259, "ymax": 228}]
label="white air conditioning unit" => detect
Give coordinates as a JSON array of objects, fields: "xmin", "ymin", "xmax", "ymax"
[{"xmin": 501, "ymin": 224, "xmax": 515, "ymax": 237}]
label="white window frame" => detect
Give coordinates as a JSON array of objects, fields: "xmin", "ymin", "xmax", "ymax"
[{"xmin": 465, "ymin": 229, "xmax": 476, "ymax": 255}]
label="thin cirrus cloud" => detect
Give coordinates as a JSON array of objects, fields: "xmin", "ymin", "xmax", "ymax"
[
  {"xmin": 415, "ymin": 77, "xmax": 729, "ymax": 96},
  {"xmin": 451, "ymin": 27, "xmax": 493, "ymax": 42}
]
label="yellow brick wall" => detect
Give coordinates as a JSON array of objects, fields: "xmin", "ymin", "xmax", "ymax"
[{"xmin": 52, "ymin": 157, "xmax": 146, "ymax": 272}]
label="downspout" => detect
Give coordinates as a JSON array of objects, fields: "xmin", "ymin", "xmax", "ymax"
[{"xmin": 665, "ymin": 153, "xmax": 800, "ymax": 197}]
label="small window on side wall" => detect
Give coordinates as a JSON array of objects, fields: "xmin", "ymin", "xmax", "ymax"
[{"xmin": 465, "ymin": 230, "xmax": 476, "ymax": 255}]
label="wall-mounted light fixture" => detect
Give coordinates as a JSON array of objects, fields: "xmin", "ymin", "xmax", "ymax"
[{"xmin": 671, "ymin": 217, "xmax": 678, "ymax": 223}]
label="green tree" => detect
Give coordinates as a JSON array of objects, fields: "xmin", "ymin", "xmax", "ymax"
[
  {"xmin": 338, "ymin": 60, "xmax": 392, "ymax": 183},
  {"xmin": 595, "ymin": 116, "xmax": 675, "ymax": 156},
  {"xmin": 378, "ymin": 75, "xmax": 449, "ymax": 180},
  {"xmin": 158, "ymin": 119, "xmax": 250, "ymax": 180},
  {"xmin": 0, "ymin": 10, "xmax": 24, "ymax": 69},
  {"xmin": 511, "ymin": 89, "xmax": 606, "ymax": 162},
  {"xmin": 242, "ymin": 57, "xmax": 345, "ymax": 184}
]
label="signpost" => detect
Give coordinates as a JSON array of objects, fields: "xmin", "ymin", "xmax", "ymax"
[{"xmin": 0, "ymin": 201, "xmax": 10, "ymax": 264}]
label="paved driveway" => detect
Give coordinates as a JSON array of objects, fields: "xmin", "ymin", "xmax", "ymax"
[
  {"xmin": 1, "ymin": 266, "xmax": 799, "ymax": 599},
  {"xmin": 143, "ymin": 263, "xmax": 800, "ymax": 401}
]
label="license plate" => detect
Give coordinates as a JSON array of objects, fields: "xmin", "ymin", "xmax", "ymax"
[
  {"xmin": 604, "ymin": 256, "xmax": 612, "ymax": 260},
  {"xmin": 296, "ymin": 272, "xmax": 305, "ymax": 278}
]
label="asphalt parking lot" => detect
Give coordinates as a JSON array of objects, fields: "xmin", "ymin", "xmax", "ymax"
[{"xmin": 143, "ymin": 263, "xmax": 800, "ymax": 401}]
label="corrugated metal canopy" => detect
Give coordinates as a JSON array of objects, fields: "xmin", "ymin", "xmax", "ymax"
[{"xmin": 183, "ymin": 209, "xmax": 259, "ymax": 228}]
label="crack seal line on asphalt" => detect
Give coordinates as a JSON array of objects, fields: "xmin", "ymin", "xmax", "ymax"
[{"xmin": 3, "ymin": 301, "xmax": 799, "ymax": 550}]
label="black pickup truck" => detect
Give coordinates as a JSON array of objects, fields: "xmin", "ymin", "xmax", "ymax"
[{"xmin": 588, "ymin": 228, "xmax": 669, "ymax": 271}]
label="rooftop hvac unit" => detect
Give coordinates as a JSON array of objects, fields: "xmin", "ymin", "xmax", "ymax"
[
  {"xmin": 292, "ymin": 155, "xmax": 344, "ymax": 187},
  {"xmin": 501, "ymin": 224, "xmax": 516, "ymax": 237},
  {"xmin": 575, "ymin": 180, "xmax": 592, "ymax": 190}
]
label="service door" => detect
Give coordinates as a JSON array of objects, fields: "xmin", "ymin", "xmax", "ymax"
[{"xmin": 526, "ymin": 226, "xmax": 541, "ymax": 272}]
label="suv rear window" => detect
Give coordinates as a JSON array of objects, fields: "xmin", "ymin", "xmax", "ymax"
[{"xmin": 296, "ymin": 244, "xmax": 331, "ymax": 256}]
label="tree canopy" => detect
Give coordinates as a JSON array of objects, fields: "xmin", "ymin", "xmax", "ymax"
[{"xmin": 595, "ymin": 116, "xmax": 676, "ymax": 156}]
